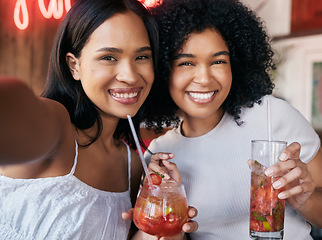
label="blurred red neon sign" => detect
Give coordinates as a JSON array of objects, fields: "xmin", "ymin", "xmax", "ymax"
[
  {"xmin": 14, "ymin": 0, "xmax": 161, "ymax": 30},
  {"xmin": 138, "ymin": 0, "xmax": 162, "ymax": 8},
  {"xmin": 14, "ymin": 0, "xmax": 71, "ymax": 30}
]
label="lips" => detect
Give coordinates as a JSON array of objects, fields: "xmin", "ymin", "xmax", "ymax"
[
  {"xmin": 186, "ymin": 90, "xmax": 217, "ymax": 103},
  {"xmin": 109, "ymin": 87, "xmax": 142, "ymax": 104}
]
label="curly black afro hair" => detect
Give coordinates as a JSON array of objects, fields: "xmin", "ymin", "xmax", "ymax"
[{"xmin": 143, "ymin": 0, "xmax": 275, "ymax": 130}]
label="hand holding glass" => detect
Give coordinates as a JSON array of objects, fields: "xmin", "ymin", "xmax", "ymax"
[{"xmin": 133, "ymin": 179, "xmax": 188, "ymax": 237}]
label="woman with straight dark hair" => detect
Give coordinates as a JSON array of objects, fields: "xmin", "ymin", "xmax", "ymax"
[{"xmin": 0, "ymin": 0, "xmax": 197, "ymax": 239}]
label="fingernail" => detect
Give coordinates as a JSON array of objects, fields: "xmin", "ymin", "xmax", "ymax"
[
  {"xmin": 162, "ymin": 154, "xmax": 168, "ymax": 158},
  {"xmin": 189, "ymin": 208, "xmax": 197, "ymax": 217},
  {"xmin": 273, "ymin": 180, "xmax": 281, "ymax": 189},
  {"xmin": 279, "ymin": 153, "xmax": 287, "ymax": 161},
  {"xmin": 192, "ymin": 209, "xmax": 197, "ymax": 217},
  {"xmin": 265, "ymin": 168, "xmax": 273, "ymax": 177},
  {"xmin": 185, "ymin": 225, "xmax": 191, "ymax": 231},
  {"xmin": 162, "ymin": 160, "xmax": 170, "ymax": 166},
  {"xmin": 163, "ymin": 173, "xmax": 170, "ymax": 179},
  {"xmin": 278, "ymin": 192, "xmax": 286, "ymax": 199}
]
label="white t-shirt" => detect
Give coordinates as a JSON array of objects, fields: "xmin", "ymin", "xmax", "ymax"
[
  {"xmin": 145, "ymin": 95, "xmax": 320, "ymax": 240},
  {"xmin": 0, "ymin": 141, "xmax": 132, "ymax": 240}
]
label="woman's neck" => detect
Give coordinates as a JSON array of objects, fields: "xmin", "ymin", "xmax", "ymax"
[
  {"xmin": 181, "ymin": 108, "xmax": 225, "ymax": 138},
  {"xmin": 76, "ymin": 115, "xmax": 120, "ymax": 149}
]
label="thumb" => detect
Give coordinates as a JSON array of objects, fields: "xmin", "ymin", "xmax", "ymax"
[{"xmin": 121, "ymin": 208, "xmax": 134, "ymax": 220}]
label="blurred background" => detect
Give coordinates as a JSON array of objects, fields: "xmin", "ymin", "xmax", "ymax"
[{"xmin": 0, "ymin": 0, "xmax": 321, "ymax": 238}]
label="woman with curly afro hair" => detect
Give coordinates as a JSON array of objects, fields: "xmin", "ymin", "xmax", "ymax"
[{"xmin": 144, "ymin": 0, "xmax": 322, "ymax": 239}]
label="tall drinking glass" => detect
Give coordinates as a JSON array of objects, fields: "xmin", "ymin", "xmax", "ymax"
[
  {"xmin": 250, "ymin": 140, "xmax": 287, "ymax": 240},
  {"xmin": 133, "ymin": 179, "xmax": 188, "ymax": 237}
]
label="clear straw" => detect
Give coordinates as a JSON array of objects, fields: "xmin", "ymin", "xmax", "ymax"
[
  {"xmin": 127, "ymin": 115, "xmax": 152, "ymax": 185},
  {"xmin": 267, "ymin": 97, "xmax": 272, "ymax": 141},
  {"xmin": 267, "ymin": 97, "xmax": 274, "ymax": 166}
]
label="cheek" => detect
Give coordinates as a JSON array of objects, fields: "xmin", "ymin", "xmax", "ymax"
[
  {"xmin": 225, "ymin": 76, "xmax": 233, "ymax": 92},
  {"xmin": 144, "ymin": 75, "xmax": 154, "ymax": 96},
  {"xmin": 169, "ymin": 69, "xmax": 187, "ymax": 89},
  {"xmin": 147, "ymin": 71, "xmax": 155, "ymax": 86},
  {"xmin": 216, "ymin": 69, "xmax": 232, "ymax": 90},
  {"xmin": 169, "ymin": 78, "xmax": 179, "ymax": 99},
  {"xmin": 169, "ymin": 80, "xmax": 185, "ymax": 105},
  {"xmin": 169, "ymin": 75, "xmax": 189, "ymax": 96},
  {"xmin": 142, "ymin": 64, "xmax": 154, "ymax": 85}
]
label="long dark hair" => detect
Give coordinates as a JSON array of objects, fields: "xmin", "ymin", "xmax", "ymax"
[{"xmin": 42, "ymin": 0, "xmax": 159, "ymax": 148}]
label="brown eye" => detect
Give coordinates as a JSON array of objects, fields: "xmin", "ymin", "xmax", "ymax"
[
  {"xmin": 101, "ymin": 55, "xmax": 117, "ymax": 61},
  {"xmin": 178, "ymin": 62, "xmax": 194, "ymax": 67},
  {"xmin": 212, "ymin": 60, "xmax": 227, "ymax": 65},
  {"xmin": 136, "ymin": 55, "xmax": 151, "ymax": 61}
]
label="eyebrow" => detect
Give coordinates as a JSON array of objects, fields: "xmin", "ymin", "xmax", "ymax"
[
  {"xmin": 96, "ymin": 46, "xmax": 152, "ymax": 53},
  {"xmin": 137, "ymin": 46, "xmax": 152, "ymax": 52},
  {"xmin": 174, "ymin": 50, "xmax": 230, "ymax": 59}
]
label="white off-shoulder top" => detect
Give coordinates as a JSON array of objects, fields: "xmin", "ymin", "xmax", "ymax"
[{"xmin": 0, "ymin": 140, "xmax": 132, "ymax": 240}]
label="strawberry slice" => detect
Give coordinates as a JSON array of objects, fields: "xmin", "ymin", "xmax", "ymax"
[{"xmin": 150, "ymin": 172, "xmax": 164, "ymax": 185}]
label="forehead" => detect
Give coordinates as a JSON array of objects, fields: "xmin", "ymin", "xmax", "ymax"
[
  {"xmin": 85, "ymin": 11, "xmax": 150, "ymax": 50},
  {"xmin": 181, "ymin": 29, "xmax": 228, "ymax": 52}
]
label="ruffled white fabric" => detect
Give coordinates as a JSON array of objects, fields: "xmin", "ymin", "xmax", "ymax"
[{"xmin": 0, "ymin": 141, "xmax": 132, "ymax": 240}]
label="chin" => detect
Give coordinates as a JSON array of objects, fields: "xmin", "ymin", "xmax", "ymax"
[{"xmin": 119, "ymin": 110, "xmax": 139, "ymax": 119}]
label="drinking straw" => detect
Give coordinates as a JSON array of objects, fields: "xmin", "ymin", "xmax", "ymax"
[
  {"xmin": 127, "ymin": 115, "xmax": 152, "ymax": 185},
  {"xmin": 267, "ymin": 97, "xmax": 272, "ymax": 141},
  {"xmin": 267, "ymin": 97, "xmax": 275, "ymax": 166}
]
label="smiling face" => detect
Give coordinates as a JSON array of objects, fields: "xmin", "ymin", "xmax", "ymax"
[
  {"xmin": 67, "ymin": 11, "xmax": 154, "ymax": 119},
  {"xmin": 170, "ymin": 28, "xmax": 232, "ymax": 125}
]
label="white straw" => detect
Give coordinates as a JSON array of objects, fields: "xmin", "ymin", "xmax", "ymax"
[
  {"xmin": 267, "ymin": 97, "xmax": 272, "ymax": 141},
  {"xmin": 127, "ymin": 115, "xmax": 152, "ymax": 184}
]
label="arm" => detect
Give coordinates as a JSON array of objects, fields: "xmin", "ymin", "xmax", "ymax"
[
  {"xmin": 0, "ymin": 76, "xmax": 68, "ymax": 164},
  {"xmin": 297, "ymin": 148, "xmax": 322, "ymax": 228}
]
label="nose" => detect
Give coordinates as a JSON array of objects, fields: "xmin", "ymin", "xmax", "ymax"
[
  {"xmin": 116, "ymin": 61, "xmax": 139, "ymax": 84},
  {"xmin": 193, "ymin": 66, "xmax": 213, "ymax": 86}
]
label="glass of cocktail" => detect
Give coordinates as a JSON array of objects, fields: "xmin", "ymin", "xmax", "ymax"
[
  {"xmin": 250, "ymin": 140, "xmax": 287, "ymax": 240},
  {"xmin": 133, "ymin": 178, "xmax": 188, "ymax": 237}
]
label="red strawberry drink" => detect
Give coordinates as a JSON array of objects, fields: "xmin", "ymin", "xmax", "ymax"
[
  {"xmin": 133, "ymin": 176, "xmax": 188, "ymax": 237},
  {"xmin": 250, "ymin": 140, "xmax": 287, "ymax": 240},
  {"xmin": 250, "ymin": 162, "xmax": 285, "ymax": 237}
]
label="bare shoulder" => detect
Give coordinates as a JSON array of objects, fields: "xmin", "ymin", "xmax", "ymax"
[{"xmin": 130, "ymin": 149, "xmax": 143, "ymax": 174}]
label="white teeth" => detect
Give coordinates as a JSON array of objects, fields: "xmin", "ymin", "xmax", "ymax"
[
  {"xmin": 111, "ymin": 92, "xmax": 139, "ymax": 98},
  {"xmin": 188, "ymin": 92, "xmax": 215, "ymax": 100}
]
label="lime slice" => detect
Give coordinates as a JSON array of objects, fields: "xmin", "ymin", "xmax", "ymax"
[{"xmin": 263, "ymin": 221, "xmax": 271, "ymax": 231}]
